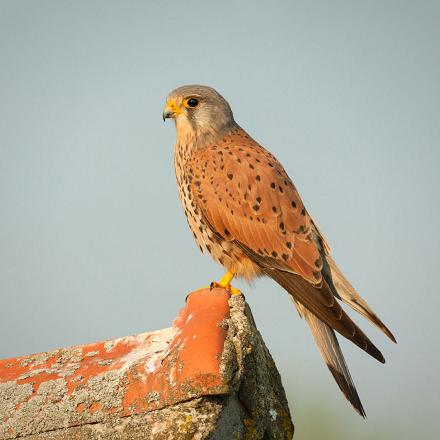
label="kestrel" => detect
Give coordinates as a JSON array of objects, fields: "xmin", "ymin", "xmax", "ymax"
[{"xmin": 163, "ymin": 85, "xmax": 395, "ymax": 416}]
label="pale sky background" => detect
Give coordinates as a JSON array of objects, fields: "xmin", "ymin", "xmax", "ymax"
[{"xmin": 0, "ymin": 1, "xmax": 439, "ymax": 439}]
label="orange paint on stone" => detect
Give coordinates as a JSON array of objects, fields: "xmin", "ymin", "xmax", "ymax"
[
  {"xmin": 76, "ymin": 403, "xmax": 86, "ymax": 413},
  {"xmin": 0, "ymin": 288, "xmax": 232, "ymax": 427},
  {"xmin": 121, "ymin": 288, "xmax": 231, "ymax": 414},
  {"xmin": 0, "ymin": 352, "xmax": 60, "ymax": 383},
  {"xmin": 22, "ymin": 370, "xmax": 63, "ymax": 396},
  {"xmin": 89, "ymin": 401, "xmax": 103, "ymax": 413}
]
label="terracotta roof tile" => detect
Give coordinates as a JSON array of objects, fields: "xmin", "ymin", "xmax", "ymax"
[
  {"xmin": 0, "ymin": 288, "xmax": 294, "ymax": 439},
  {"xmin": 0, "ymin": 288, "xmax": 231, "ymax": 438}
]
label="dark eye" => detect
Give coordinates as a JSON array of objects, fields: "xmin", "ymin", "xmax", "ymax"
[{"xmin": 187, "ymin": 98, "xmax": 199, "ymax": 108}]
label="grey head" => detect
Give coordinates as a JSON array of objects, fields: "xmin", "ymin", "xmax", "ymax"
[{"xmin": 163, "ymin": 85, "xmax": 236, "ymax": 140}]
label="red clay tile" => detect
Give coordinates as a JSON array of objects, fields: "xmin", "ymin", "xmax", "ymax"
[{"xmin": 0, "ymin": 288, "xmax": 231, "ymax": 435}]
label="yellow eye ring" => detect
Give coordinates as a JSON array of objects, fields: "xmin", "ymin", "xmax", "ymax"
[{"xmin": 183, "ymin": 97, "xmax": 199, "ymax": 108}]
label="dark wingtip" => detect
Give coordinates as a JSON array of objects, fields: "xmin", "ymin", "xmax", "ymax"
[
  {"xmin": 381, "ymin": 323, "xmax": 397, "ymax": 343},
  {"xmin": 388, "ymin": 331, "xmax": 397, "ymax": 344},
  {"xmin": 328, "ymin": 365, "xmax": 366, "ymax": 417},
  {"xmin": 366, "ymin": 338, "xmax": 386, "ymax": 364},
  {"xmin": 373, "ymin": 347, "xmax": 386, "ymax": 364}
]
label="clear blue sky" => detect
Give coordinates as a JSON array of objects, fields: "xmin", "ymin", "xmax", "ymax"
[{"xmin": 1, "ymin": 2, "xmax": 439, "ymax": 439}]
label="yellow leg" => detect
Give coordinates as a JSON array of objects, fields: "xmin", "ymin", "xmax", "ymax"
[
  {"xmin": 210, "ymin": 270, "xmax": 242, "ymax": 296},
  {"xmin": 218, "ymin": 271, "xmax": 235, "ymax": 287}
]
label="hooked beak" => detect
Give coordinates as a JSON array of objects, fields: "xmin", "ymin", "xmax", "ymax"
[
  {"xmin": 162, "ymin": 108, "xmax": 173, "ymax": 121},
  {"xmin": 162, "ymin": 99, "xmax": 181, "ymax": 122}
]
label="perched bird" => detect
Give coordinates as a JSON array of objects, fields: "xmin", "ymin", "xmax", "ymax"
[{"xmin": 163, "ymin": 85, "xmax": 395, "ymax": 416}]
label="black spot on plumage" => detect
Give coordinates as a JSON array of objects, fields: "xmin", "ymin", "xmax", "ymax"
[
  {"xmin": 279, "ymin": 222, "xmax": 285, "ymax": 230},
  {"xmin": 222, "ymin": 249, "xmax": 232, "ymax": 258},
  {"xmin": 227, "ymin": 173, "xmax": 233, "ymax": 180},
  {"xmin": 224, "ymin": 229, "xmax": 230, "ymax": 236},
  {"xmin": 253, "ymin": 204, "xmax": 260, "ymax": 212},
  {"xmin": 270, "ymin": 182, "xmax": 276, "ymax": 189},
  {"xmin": 272, "ymin": 251, "xmax": 278, "ymax": 258},
  {"xmin": 282, "ymin": 254, "xmax": 289, "ymax": 261},
  {"xmin": 286, "ymin": 241, "xmax": 292, "ymax": 249},
  {"xmin": 256, "ymin": 175, "xmax": 261, "ymax": 181},
  {"xmin": 256, "ymin": 196, "xmax": 262, "ymax": 204},
  {"xmin": 272, "ymin": 206, "xmax": 277, "ymax": 213},
  {"xmin": 291, "ymin": 201, "xmax": 297, "ymax": 208}
]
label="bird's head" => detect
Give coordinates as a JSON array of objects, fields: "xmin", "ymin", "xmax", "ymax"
[{"xmin": 163, "ymin": 85, "xmax": 236, "ymax": 141}]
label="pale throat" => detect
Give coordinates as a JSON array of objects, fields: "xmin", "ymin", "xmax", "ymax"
[{"xmin": 174, "ymin": 116, "xmax": 235, "ymax": 152}]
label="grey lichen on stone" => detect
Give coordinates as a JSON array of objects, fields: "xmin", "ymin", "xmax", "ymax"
[
  {"xmin": 37, "ymin": 379, "xmax": 66, "ymax": 403},
  {"xmin": 0, "ymin": 381, "xmax": 34, "ymax": 434},
  {"xmin": 20, "ymin": 398, "xmax": 224, "ymax": 440},
  {"xmin": 84, "ymin": 370, "xmax": 125, "ymax": 410},
  {"xmin": 216, "ymin": 294, "xmax": 294, "ymax": 439},
  {"xmin": 0, "ymin": 292, "xmax": 293, "ymax": 439}
]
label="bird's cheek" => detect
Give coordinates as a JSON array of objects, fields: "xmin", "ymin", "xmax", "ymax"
[{"xmin": 175, "ymin": 115, "xmax": 196, "ymax": 137}]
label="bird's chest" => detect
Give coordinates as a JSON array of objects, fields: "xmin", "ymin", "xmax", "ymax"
[
  {"xmin": 174, "ymin": 144, "xmax": 212, "ymax": 251},
  {"xmin": 172, "ymin": 140, "xmax": 261, "ymax": 278}
]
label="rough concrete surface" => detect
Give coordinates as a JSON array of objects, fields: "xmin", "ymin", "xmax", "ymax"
[{"xmin": 0, "ymin": 289, "xmax": 293, "ymax": 439}]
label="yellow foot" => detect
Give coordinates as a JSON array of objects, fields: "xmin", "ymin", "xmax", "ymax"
[{"xmin": 210, "ymin": 270, "xmax": 242, "ymax": 296}]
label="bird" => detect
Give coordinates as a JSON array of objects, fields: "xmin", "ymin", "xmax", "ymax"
[{"xmin": 163, "ymin": 84, "xmax": 396, "ymax": 416}]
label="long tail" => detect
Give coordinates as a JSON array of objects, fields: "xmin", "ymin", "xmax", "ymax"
[
  {"xmin": 264, "ymin": 267, "xmax": 385, "ymax": 363},
  {"xmin": 294, "ymin": 300, "xmax": 366, "ymax": 416},
  {"xmin": 264, "ymin": 266, "xmax": 386, "ymax": 416},
  {"xmin": 326, "ymin": 256, "xmax": 396, "ymax": 343}
]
